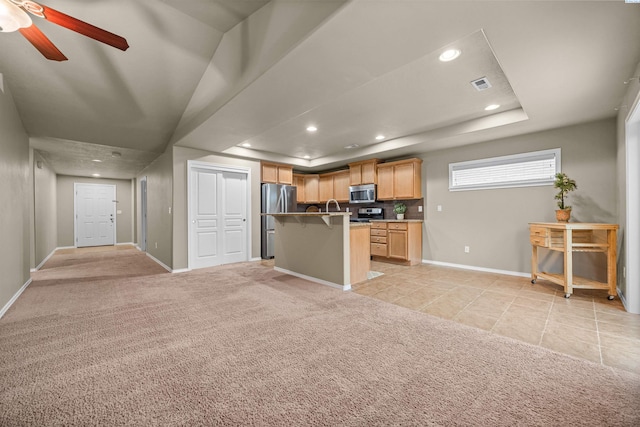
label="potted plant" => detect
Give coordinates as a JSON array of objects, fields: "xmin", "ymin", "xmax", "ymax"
[
  {"xmin": 393, "ymin": 202, "xmax": 407, "ymax": 220},
  {"xmin": 554, "ymin": 172, "xmax": 577, "ymax": 222}
]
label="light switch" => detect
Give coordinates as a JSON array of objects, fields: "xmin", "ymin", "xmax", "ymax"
[
  {"xmin": 117, "ymin": 210, "xmax": 122, "ymax": 215},
  {"xmin": 437, "ymin": 205, "xmax": 442, "ymax": 212}
]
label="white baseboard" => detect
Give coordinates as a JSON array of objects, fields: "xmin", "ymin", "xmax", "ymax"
[
  {"xmin": 116, "ymin": 242, "xmax": 135, "ymax": 246},
  {"xmin": 0, "ymin": 277, "xmax": 32, "ymax": 319},
  {"xmin": 422, "ymin": 259, "xmax": 530, "ymax": 278},
  {"xmin": 145, "ymin": 252, "xmax": 172, "ymax": 272},
  {"xmin": 250, "ymin": 257, "xmax": 262, "ymax": 262},
  {"xmin": 273, "ymin": 266, "xmax": 351, "ymax": 291},
  {"xmin": 172, "ymin": 268, "xmax": 190, "ymax": 274}
]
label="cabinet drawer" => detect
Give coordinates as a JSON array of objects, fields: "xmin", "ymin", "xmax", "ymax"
[
  {"xmin": 388, "ymin": 222, "xmax": 408, "ymax": 230},
  {"xmin": 371, "ymin": 243, "xmax": 388, "ymax": 256},
  {"xmin": 370, "ymin": 222, "xmax": 387, "ymax": 230},
  {"xmin": 371, "ymin": 236, "xmax": 387, "ymax": 244},
  {"xmin": 370, "ymin": 229, "xmax": 387, "ymax": 237},
  {"xmin": 530, "ymin": 235, "xmax": 549, "ymax": 247}
]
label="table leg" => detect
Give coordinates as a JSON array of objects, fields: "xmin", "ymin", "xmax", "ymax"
[
  {"xmin": 563, "ymin": 229, "xmax": 573, "ymax": 297},
  {"xmin": 531, "ymin": 244, "xmax": 538, "ymax": 283},
  {"xmin": 607, "ymin": 229, "xmax": 617, "ymax": 299}
]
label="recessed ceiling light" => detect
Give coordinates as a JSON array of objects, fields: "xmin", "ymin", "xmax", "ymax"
[
  {"xmin": 344, "ymin": 144, "xmax": 359, "ymax": 149},
  {"xmin": 484, "ymin": 104, "xmax": 500, "ymax": 111},
  {"xmin": 92, "ymin": 159, "xmax": 102, "ymax": 162},
  {"xmin": 240, "ymin": 142, "xmax": 251, "ymax": 148},
  {"xmin": 111, "ymin": 151, "xmax": 121, "ymax": 158},
  {"xmin": 303, "ymin": 155, "xmax": 310, "ymax": 159},
  {"xmin": 439, "ymin": 49, "xmax": 461, "ymax": 62},
  {"xmin": 375, "ymin": 135, "xmax": 385, "ymax": 141},
  {"xmin": 92, "ymin": 173, "xmax": 101, "ymax": 177},
  {"xmin": 306, "ymin": 126, "xmax": 317, "ymax": 132}
]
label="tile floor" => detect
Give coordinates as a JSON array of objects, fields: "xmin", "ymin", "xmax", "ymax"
[{"xmin": 351, "ymin": 261, "xmax": 640, "ymax": 375}]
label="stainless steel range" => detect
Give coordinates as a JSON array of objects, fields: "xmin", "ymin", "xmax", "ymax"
[{"xmin": 350, "ymin": 207, "xmax": 384, "ymax": 222}]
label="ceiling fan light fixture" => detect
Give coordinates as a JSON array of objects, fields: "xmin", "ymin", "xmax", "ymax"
[
  {"xmin": 439, "ymin": 48, "xmax": 461, "ymax": 62},
  {"xmin": 0, "ymin": 0, "xmax": 32, "ymax": 32}
]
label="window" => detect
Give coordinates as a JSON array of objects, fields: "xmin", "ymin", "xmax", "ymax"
[{"xmin": 449, "ymin": 148, "xmax": 560, "ymax": 191}]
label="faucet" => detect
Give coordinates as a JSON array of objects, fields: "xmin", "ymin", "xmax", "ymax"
[{"xmin": 326, "ymin": 199, "xmax": 340, "ymax": 212}]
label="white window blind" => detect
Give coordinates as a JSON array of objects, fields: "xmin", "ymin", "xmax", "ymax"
[{"xmin": 449, "ymin": 148, "xmax": 560, "ymax": 191}]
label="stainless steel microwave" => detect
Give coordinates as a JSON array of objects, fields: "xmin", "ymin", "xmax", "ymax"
[{"xmin": 349, "ymin": 184, "xmax": 376, "ymax": 204}]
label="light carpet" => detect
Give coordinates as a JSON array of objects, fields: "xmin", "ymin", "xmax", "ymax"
[{"xmin": 1, "ymin": 248, "xmax": 638, "ymax": 426}]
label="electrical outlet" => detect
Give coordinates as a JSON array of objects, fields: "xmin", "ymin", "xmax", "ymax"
[
  {"xmin": 169, "ymin": 207, "xmax": 172, "ymax": 214},
  {"xmin": 464, "ymin": 246, "xmax": 470, "ymax": 253},
  {"xmin": 346, "ymin": 207, "xmax": 350, "ymax": 212},
  {"xmin": 623, "ymin": 266, "xmax": 626, "ymax": 278},
  {"xmin": 418, "ymin": 206, "xmax": 423, "ymax": 212},
  {"xmin": 437, "ymin": 205, "xmax": 442, "ymax": 212},
  {"xmin": 155, "ymin": 242, "xmax": 158, "ymax": 249}
]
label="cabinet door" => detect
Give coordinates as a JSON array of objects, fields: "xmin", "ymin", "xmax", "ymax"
[
  {"xmin": 277, "ymin": 166, "xmax": 293, "ymax": 185},
  {"xmin": 394, "ymin": 163, "xmax": 417, "ymax": 199},
  {"xmin": 261, "ymin": 163, "xmax": 278, "ymax": 183},
  {"xmin": 377, "ymin": 165, "xmax": 394, "ymax": 200},
  {"xmin": 349, "ymin": 165, "xmax": 362, "ymax": 186},
  {"xmin": 319, "ymin": 175, "xmax": 333, "ymax": 202},
  {"xmin": 293, "ymin": 174, "xmax": 305, "ymax": 203},
  {"xmin": 388, "ymin": 230, "xmax": 408, "ymax": 260},
  {"xmin": 333, "ymin": 171, "xmax": 350, "ymax": 202},
  {"xmin": 361, "ymin": 162, "xmax": 377, "ymax": 184},
  {"xmin": 304, "ymin": 175, "xmax": 320, "ymax": 203}
]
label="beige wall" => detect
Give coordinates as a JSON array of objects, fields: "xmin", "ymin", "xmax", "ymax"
[
  {"xmin": 56, "ymin": 175, "xmax": 134, "ymax": 247},
  {"xmin": 422, "ymin": 118, "xmax": 617, "ymax": 276},
  {"xmin": 33, "ymin": 151, "xmax": 58, "ymax": 267},
  {"xmin": 137, "ymin": 151, "xmax": 173, "ymax": 268},
  {"xmin": 0, "ymin": 83, "xmax": 31, "ymax": 313},
  {"xmin": 172, "ymin": 146, "xmax": 262, "ymax": 270}
]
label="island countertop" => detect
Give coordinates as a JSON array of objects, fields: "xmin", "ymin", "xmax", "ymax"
[{"xmin": 261, "ymin": 212, "xmax": 351, "ymax": 217}]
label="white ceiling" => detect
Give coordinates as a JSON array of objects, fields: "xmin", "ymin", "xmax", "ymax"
[{"xmin": 2, "ymin": 0, "xmax": 639, "ymax": 178}]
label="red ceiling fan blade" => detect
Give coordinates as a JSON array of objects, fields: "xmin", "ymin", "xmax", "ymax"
[
  {"xmin": 19, "ymin": 25, "xmax": 68, "ymax": 61},
  {"xmin": 39, "ymin": 4, "xmax": 129, "ymax": 51}
]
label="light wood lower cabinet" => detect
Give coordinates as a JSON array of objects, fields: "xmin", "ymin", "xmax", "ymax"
[{"xmin": 370, "ymin": 221, "xmax": 422, "ymax": 265}]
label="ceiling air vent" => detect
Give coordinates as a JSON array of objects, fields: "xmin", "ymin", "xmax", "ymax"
[{"xmin": 471, "ymin": 77, "xmax": 492, "ymax": 91}]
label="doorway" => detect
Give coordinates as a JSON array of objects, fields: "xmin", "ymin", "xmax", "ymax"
[
  {"xmin": 188, "ymin": 162, "xmax": 250, "ymax": 270},
  {"xmin": 74, "ymin": 183, "xmax": 116, "ymax": 247},
  {"xmin": 140, "ymin": 176, "xmax": 147, "ymax": 251},
  {"xmin": 624, "ymin": 95, "xmax": 640, "ymax": 314}
]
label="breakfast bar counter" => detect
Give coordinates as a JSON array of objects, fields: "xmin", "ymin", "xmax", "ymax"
[{"xmin": 262, "ymin": 212, "xmax": 370, "ymax": 290}]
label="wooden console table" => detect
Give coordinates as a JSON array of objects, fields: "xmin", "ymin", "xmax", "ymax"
[{"xmin": 529, "ymin": 222, "xmax": 618, "ymax": 299}]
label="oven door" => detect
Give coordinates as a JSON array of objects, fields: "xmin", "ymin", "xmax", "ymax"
[{"xmin": 349, "ymin": 184, "xmax": 376, "ymax": 204}]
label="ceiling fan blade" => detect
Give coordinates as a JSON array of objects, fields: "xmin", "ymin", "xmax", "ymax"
[
  {"xmin": 19, "ymin": 25, "xmax": 67, "ymax": 61},
  {"xmin": 39, "ymin": 4, "xmax": 129, "ymax": 51}
]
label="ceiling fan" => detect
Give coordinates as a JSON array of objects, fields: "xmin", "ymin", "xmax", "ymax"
[{"xmin": 0, "ymin": 0, "xmax": 128, "ymax": 61}]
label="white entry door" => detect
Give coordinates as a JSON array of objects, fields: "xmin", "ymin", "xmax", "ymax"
[
  {"xmin": 189, "ymin": 164, "xmax": 248, "ymax": 269},
  {"xmin": 75, "ymin": 183, "xmax": 116, "ymax": 247}
]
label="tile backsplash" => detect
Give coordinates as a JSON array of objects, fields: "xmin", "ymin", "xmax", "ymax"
[{"xmin": 297, "ymin": 198, "xmax": 425, "ymax": 221}]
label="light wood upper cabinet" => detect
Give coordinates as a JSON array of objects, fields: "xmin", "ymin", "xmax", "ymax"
[
  {"xmin": 349, "ymin": 159, "xmax": 380, "ymax": 185},
  {"xmin": 304, "ymin": 175, "xmax": 320, "ymax": 203},
  {"xmin": 333, "ymin": 170, "xmax": 350, "ymax": 202},
  {"xmin": 376, "ymin": 158, "xmax": 422, "ymax": 200},
  {"xmin": 293, "ymin": 173, "xmax": 305, "ymax": 203},
  {"xmin": 261, "ymin": 162, "xmax": 293, "ymax": 185},
  {"xmin": 317, "ymin": 170, "xmax": 350, "ymax": 202},
  {"xmin": 318, "ymin": 174, "xmax": 333, "ymax": 202}
]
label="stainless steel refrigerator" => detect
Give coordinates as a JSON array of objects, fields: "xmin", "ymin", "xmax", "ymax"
[{"xmin": 261, "ymin": 183, "xmax": 297, "ymax": 259}]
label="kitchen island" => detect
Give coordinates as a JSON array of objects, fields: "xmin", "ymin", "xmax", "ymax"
[{"xmin": 262, "ymin": 212, "xmax": 370, "ymax": 290}]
